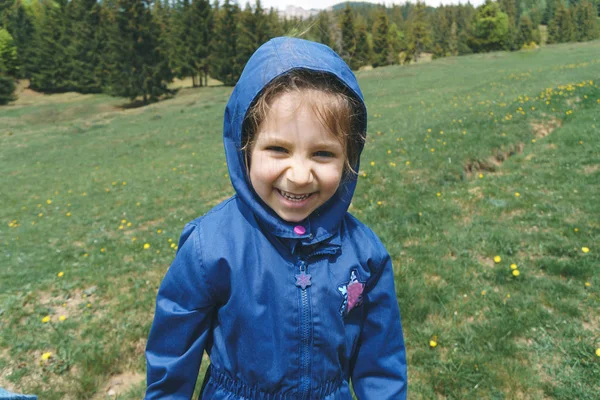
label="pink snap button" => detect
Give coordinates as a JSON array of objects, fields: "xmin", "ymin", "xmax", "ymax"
[{"xmin": 293, "ymin": 225, "xmax": 306, "ymax": 235}]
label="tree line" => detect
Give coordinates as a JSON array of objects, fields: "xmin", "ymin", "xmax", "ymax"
[{"xmin": 0, "ymin": 0, "xmax": 599, "ymax": 105}]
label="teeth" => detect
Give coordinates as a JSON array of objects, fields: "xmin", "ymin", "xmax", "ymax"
[{"xmin": 279, "ymin": 190, "xmax": 311, "ymax": 201}]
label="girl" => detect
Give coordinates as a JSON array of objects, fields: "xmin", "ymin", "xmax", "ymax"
[{"xmin": 145, "ymin": 37, "xmax": 407, "ymax": 399}]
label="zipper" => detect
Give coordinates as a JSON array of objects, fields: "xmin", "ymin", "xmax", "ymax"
[{"xmin": 296, "ymin": 259, "xmax": 312, "ymax": 398}]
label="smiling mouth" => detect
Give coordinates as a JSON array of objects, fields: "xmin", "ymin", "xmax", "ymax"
[{"xmin": 277, "ymin": 189, "xmax": 314, "ymax": 201}]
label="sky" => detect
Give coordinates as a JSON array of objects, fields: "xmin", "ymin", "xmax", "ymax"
[{"xmin": 260, "ymin": 0, "xmax": 485, "ymax": 10}]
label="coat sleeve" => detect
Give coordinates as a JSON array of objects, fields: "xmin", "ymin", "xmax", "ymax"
[
  {"xmin": 351, "ymin": 252, "xmax": 408, "ymax": 399},
  {"xmin": 145, "ymin": 223, "xmax": 216, "ymax": 399}
]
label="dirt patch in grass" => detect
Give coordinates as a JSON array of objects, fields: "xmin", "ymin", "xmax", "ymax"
[
  {"xmin": 463, "ymin": 143, "xmax": 524, "ymax": 177},
  {"xmin": 39, "ymin": 286, "xmax": 103, "ymax": 320},
  {"xmin": 91, "ymin": 371, "xmax": 145, "ymax": 400},
  {"xmin": 530, "ymin": 117, "xmax": 561, "ymax": 138},
  {"xmin": 477, "ymin": 256, "xmax": 496, "ymax": 269},
  {"xmin": 583, "ymin": 164, "xmax": 600, "ymax": 174}
]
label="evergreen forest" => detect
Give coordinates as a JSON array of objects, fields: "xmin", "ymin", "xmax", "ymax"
[{"xmin": 0, "ymin": 0, "xmax": 599, "ymax": 105}]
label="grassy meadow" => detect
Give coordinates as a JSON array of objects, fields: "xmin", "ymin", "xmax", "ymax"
[{"xmin": 1, "ymin": 41, "xmax": 599, "ymax": 399}]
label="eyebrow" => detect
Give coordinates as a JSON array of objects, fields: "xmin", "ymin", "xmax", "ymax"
[{"xmin": 258, "ymin": 133, "xmax": 342, "ymax": 149}]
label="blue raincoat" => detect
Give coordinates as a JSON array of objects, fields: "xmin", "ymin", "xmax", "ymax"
[{"xmin": 145, "ymin": 37, "xmax": 407, "ymax": 399}]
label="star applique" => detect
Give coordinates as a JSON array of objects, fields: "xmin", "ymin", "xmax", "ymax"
[
  {"xmin": 338, "ymin": 269, "xmax": 365, "ymax": 316},
  {"xmin": 295, "ymin": 271, "xmax": 312, "ymax": 290}
]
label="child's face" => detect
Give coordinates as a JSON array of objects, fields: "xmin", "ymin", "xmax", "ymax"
[{"xmin": 249, "ymin": 91, "xmax": 346, "ymax": 223}]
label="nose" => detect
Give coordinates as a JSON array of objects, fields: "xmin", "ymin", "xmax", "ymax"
[{"xmin": 286, "ymin": 157, "xmax": 314, "ymax": 187}]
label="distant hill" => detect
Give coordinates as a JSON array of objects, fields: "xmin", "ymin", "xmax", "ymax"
[{"xmin": 330, "ymin": 1, "xmax": 381, "ymax": 12}]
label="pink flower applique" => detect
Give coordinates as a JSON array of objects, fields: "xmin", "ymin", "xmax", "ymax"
[{"xmin": 338, "ymin": 269, "xmax": 365, "ymax": 316}]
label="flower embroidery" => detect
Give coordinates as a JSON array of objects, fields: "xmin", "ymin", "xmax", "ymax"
[{"xmin": 338, "ymin": 269, "xmax": 365, "ymax": 316}]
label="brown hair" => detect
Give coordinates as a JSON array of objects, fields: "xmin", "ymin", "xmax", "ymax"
[{"xmin": 242, "ymin": 69, "xmax": 366, "ymax": 177}]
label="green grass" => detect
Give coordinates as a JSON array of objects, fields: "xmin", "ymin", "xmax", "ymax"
[{"xmin": 1, "ymin": 41, "xmax": 599, "ymax": 398}]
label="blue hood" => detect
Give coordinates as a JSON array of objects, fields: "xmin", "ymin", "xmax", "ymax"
[{"xmin": 223, "ymin": 37, "xmax": 367, "ymax": 244}]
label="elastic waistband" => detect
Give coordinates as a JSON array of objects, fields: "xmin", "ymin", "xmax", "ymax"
[{"xmin": 206, "ymin": 365, "xmax": 345, "ymax": 400}]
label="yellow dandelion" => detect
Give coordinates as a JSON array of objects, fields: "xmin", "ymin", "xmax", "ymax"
[
  {"xmin": 370, "ymin": 161, "xmax": 375, "ymax": 166},
  {"xmin": 46, "ymin": 199, "xmax": 52, "ymax": 204},
  {"xmin": 429, "ymin": 340, "xmax": 438, "ymax": 348},
  {"xmin": 512, "ymin": 269, "xmax": 520, "ymax": 277},
  {"xmin": 584, "ymin": 282, "xmax": 591, "ymax": 287},
  {"xmin": 144, "ymin": 243, "xmax": 151, "ymax": 249},
  {"xmin": 42, "ymin": 316, "xmax": 51, "ymax": 323},
  {"xmin": 157, "ymin": 229, "xmax": 162, "ymax": 234},
  {"xmin": 514, "ymin": 192, "xmax": 521, "ymax": 197},
  {"xmin": 510, "ymin": 263, "xmax": 517, "ymax": 270},
  {"xmin": 127, "ymin": 222, "xmax": 132, "ymax": 227},
  {"xmin": 86, "ymin": 303, "xmax": 91, "ymax": 308},
  {"xmin": 82, "ymin": 192, "xmax": 87, "ymax": 196},
  {"xmin": 430, "ymin": 148, "xmax": 435, "ymax": 152},
  {"xmin": 121, "ymin": 219, "xmax": 126, "ymax": 223},
  {"xmin": 595, "ymin": 348, "xmax": 600, "ymax": 357},
  {"xmin": 436, "ymin": 192, "xmax": 441, "ymax": 197},
  {"xmin": 494, "ymin": 256, "xmax": 502, "ymax": 263},
  {"xmin": 112, "ymin": 181, "xmax": 117, "ymax": 186},
  {"xmin": 59, "ymin": 315, "xmax": 66, "ymax": 322},
  {"xmin": 582, "ymin": 247, "xmax": 590, "ymax": 253},
  {"xmin": 83, "ymin": 253, "xmax": 88, "ymax": 257},
  {"xmin": 57, "ymin": 271, "xmax": 64, "ymax": 277},
  {"xmin": 405, "ymin": 161, "xmax": 411, "ymax": 166},
  {"xmin": 118, "ymin": 225, "xmax": 124, "ymax": 230},
  {"xmin": 41, "ymin": 352, "xmax": 52, "ymax": 361},
  {"xmin": 122, "ymin": 181, "xmax": 127, "ymax": 186},
  {"xmin": 574, "ymin": 228, "xmax": 579, "ymax": 232},
  {"xmin": 387, "ymin": 150, "xmax": 391, "ymax": 154},
  {"xmin": 100, "ymin": 248, "xmax": 105, "ymax": 253},
  {"xmin": 38, "ymin": 213, "xmax": 43, "ymax": 217},
  {"xmin": 377, "ymin": 201, "xmax": 382, "ymax": 206},
  {"xmin": 479, "ymin": 173, "xmax": 484, "ymax": 179},
  {"xmin": 136, "ymin": 202, "xmax": 141, "ymax": 206},
  {"xmin": 481, "ymin": 290, "xmax": 486, "ymax": 296}
]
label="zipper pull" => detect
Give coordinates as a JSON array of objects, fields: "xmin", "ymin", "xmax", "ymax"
[{"xmin": 295, "ymin": 261, "xmax": 312, "ymax": 290}]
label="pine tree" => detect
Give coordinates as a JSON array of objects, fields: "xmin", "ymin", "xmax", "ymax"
[
  {"xmin": 0, "ymin": 28, "xmax": 18, "ymax": 75},
  {"xmin": 68, "ymin": 0, "xmax": 102, "ymax": 93},
  {"xmin": 371, "ymin": 12, "xmax": 390, "ymax": 67},
  {"xmin": 171, "ymin": 0, "xmax": 195, "ymax": 82},
  {"xmin": 2, "ymin": 0, "xmax": 34, "ymax": 79},
  {"xmin": 190, "ymin": 0, "xmax": 212, "ymax": 87},
  {"xmin": 237, "ymin": 2, "xmax": 258, "ymax": 72},
  {"xmin": 28, "ymin": 0, "xmax": 71, "ymax": 92},
  {"xmin": 339, "ymin": 3, "xmax": 356, "ymax": 69},
  {"xmin": 315, "ymin": 11, "xmax": 333, "ymax": 48},
  {"xmin": 388, "ymin": 22, "xmax": 403, "ymax": 63},
  {"xmin": 543, "ymin": 0, "xmax": 557, "ymax": 25},
  {"xmin": 515, "ymin": 14, "xmax": 534, "ymax": 48},
  {"xmin": 104, "ymin": 0, "xmax": 172, "ymax": 103},
  {"xmin": 431, "ymin": 6, "xmax": 451, "ymax": 59},
  {"xmin": 210, "ymin": 0, "xmax": 240, "ymax": 86},
  {"xmin": 267, "ymin": 7, "xmax": 283, "ymax": 37},
  {"xmin": 354, "ymin": 20, "xmax": 370, "ymax": 68},
  {"xmin": 448, "ymin": 21, "xmax": 458, "ymax": 56},
  {"xmin": 405, "ymin": 2, "xmax": 431, "ymax": 63},
  {"xmin": 574, "ymin": 0, "xmax": 599, "ymax": 41},
  {"xmin": 253, "ymin": 0, "xmax": 269, "ymax": 46},
  {"xmin": 547, "ymin": 1, "xmax": 574, "ymax": 43}
]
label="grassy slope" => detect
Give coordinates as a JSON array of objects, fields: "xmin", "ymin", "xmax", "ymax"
[{"xmin": 1, "ymin": 41, "xmax": 599, "ymax": 398}]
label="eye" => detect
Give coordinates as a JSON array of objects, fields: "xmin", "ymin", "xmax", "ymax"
[
  {"xmin": 314, "ymin": 150, "xmax": 336, "ymax": 158},
  {"xmin": 266, "ymin": 146, "xmax": 288, "ymax": 153}
]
